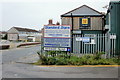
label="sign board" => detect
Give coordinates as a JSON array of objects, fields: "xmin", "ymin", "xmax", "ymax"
[
  {"xmin": 76, "ymin": 37, "xmax": 90, "ymax": 43},
  {"xmin": 44, "ymin": 25, "xmax": 70, "ymax": 38},
  {"xmin": 76, "ymin": 37, "xmax": 82, "ymax": 41},
  {"xmin": 82, "ymin": 18, "xmax": 88, "ymax": 24},
  {"xmin": 73, "ymin": 31, "xmax": 81, "ymax": 34},
  {"xmin": 44, "ymin": 38, "xmax": 71, "ymax": 47},
  {"xmin": 43, "ymin": 25, "xmax": 71, "ymax": 51},
  {"xmin": 90, "ymin": 39, "xmax": 95, "ymax": 44},
  {"xmin": 44, "ymin": 47, "xmax": 67, "ymax": 51},
  {"xmin": 82, "ymin": 37, "xmax": 90, "ymax": 42},
  {"xmin": 80, "ymin": 18, "xmax": 91, "ymax": 28},
  {"xmin": 110, "ymin": 35, "xmax": 116, "ymax": 39}
]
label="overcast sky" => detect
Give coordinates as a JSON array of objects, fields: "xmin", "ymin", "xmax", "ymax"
[{"xmin": 0, "ymin": 0, "xmax": 110, "ymax": 31}]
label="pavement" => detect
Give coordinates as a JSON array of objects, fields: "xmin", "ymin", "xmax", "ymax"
[{"xmin": 16, "ymin": 54, "xmax": 39, "ymax": 63}]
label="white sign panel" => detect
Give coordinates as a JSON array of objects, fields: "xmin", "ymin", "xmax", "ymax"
[
  {"xmin": 76, "ymin": 37, "xmax": 82, "ymax": 41},
  {"xmin": 110, "ymin": 35, "xmax": 116, "ymax": 39},
  {"xmin": 73, "ymin": 31, "xmax": 81, "ymax": 34},
  {"xmin": 90, "ymin": 39, "xmax": 95, "ymax": 44},
  {"xmin": 44, "ymin": 25, "xmax": 71, "ymax": 38},
  {"xmin": 44, "ymin": 47, "xmax": 67, "ymax": 51}
]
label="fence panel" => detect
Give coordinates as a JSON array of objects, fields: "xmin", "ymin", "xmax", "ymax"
[{"xmin": 73, "ymin": 33, "xmax": 116, "ymax": 57}]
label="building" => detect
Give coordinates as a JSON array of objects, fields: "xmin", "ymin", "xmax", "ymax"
[
  {"xmin": 61, "ymin": 5, "xmax": 105, "ymax": 34},
  {"xmin": 106, "ymin": 1, "xmax": 120, "ymax": 55},
  {"xmin": 61, "ymin": 5, "xmax": 106, "ymax": 54},
  {"xmin": 7, "ymin": 27, "xmax": 41, "ymax": 42},
  {"xmin": 0, "ymin": 31, "xmax": 7, "ymax": 39}
]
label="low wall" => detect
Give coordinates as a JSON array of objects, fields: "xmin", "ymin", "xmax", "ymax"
[
  {"xmin": 17, "ymin": 42, "xmax": 40, "ymax": 47},
  {"xmin": 0, "ymin": 45, "xmax": 10, "ymax": 50},
  {"xmin": 0, "ymin": 42, "xmax": 41, "ymax": 50}
]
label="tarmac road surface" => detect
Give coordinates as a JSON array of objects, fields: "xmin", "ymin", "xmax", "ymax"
[{"xmin": 1, "ymin": 45, "xmax": 119, "ymax": 78}]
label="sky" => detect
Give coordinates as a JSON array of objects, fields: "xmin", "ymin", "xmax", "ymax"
[{"xmin": 0, "ymin": 0, "xmax": 110, "ymax": 31}]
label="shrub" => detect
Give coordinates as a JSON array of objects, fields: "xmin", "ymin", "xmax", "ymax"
[
  {"xmin": 35, "ymin": 51, "xmax": 119, "ymax": 65},
  {"xmin": 68, "ymin": 56, "xmax": 80, "ymax": 65},
  {"xmin": 55, "ymin": 57, "xmax": 68, "ymax": 65},
  {"xmin": 94, "ymin": 52, "xmax": 105, "ymax": 60},
  {"xmin": 37, "ymin": 51, "xmax": 48, "ymax": 65},
  {"xmin": 47, "ymin": 57, "xmax": 57, "ymax": 65}
]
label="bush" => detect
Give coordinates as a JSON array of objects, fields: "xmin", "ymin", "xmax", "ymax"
[
  {"xmin": 35, "ymin": 51, "xmax": 119, "ymax": 65},
  {"xmin": 94, "ymin": 52, "xmax": 105, "ymax": 60},
  {"xmin": 47, "ymin": 57, "xmax": 57, "ymax": 65},
  {"xmin": 68, "ymin": 56, "xmax": 80, "ymax": 65},
  {"xmin": 55, "ymin": 57, "xmax": 68, "ymax": 65}
]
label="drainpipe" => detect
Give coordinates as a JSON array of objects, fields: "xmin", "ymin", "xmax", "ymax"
[{"xmin": 71, "ymin": 13, "xmax": 74, "ymax": 53}]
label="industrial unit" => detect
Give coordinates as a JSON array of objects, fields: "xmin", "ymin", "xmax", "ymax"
[
  {"xmin": 7, "ymin": 27, "xmax": 41, "ymax": 42},
  {"xmin": 106, "ymin": 1, "xmax": 120, "ymax": 55}
]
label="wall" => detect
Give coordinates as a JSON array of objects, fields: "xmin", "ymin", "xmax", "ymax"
[
  {"xmin": 8, "ymin": 33, "xmax": 18, "ymax": 41},
  {"xmin": 109, "ymin": 1, "xmax": 120, "ymax": 54},
  {"xmin": 61, "ymin": 16, "xmax": 103, "ymax": 31}
]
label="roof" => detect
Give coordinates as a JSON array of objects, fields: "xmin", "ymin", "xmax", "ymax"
[
  {"xmin": 61, "ymin": 5, "xmax": 104, "ymax": 17},
  {"xmin": 0, "ymin": 31, "xmax": 7, "ymax": 34},
  {"xmin": 13, "ymin": 27, "xmax": 39, "ymax": 33}
]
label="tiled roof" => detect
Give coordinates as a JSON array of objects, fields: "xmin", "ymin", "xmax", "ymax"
[
  {"xmin": 13, "ymin": 27, "xmax": 39, "ymax": 33},
  {"xmin": 61, "ymin": 5, "xmax": 104, "ymax": 17}
]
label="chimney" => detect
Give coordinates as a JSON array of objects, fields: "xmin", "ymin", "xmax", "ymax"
[
  {"xmin": 56, "ymin": 21, "xmax": 60, "ymax": 25},
  {"xmin": 48, "ymin": 19, "xmax": 53, "ymax": 25}
]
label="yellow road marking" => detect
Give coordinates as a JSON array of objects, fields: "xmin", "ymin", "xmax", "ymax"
[{"xmin": 38, "ymin": 65, "xmax": 120, "ymax": 67}]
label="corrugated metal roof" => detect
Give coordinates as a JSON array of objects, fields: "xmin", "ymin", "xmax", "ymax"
[
  {"xmin": 13, "ymin": 27, "xmax": 39, "ymax": 33},
  {"xmin": 61, "ymin": 5, "xmax": 104, "ymax": 17}
]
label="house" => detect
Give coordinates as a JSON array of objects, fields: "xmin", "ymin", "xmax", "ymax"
[
  {"xmin": 0, "ymin": 31, "xmax": 7, "ymax": 39},
  {"xmin": 7, "ymin": 27, "xmax": 41, "ymax": 42},
  {"xmin": 61, "ymin": 5, "xmax": 106, "ymax": 54}
]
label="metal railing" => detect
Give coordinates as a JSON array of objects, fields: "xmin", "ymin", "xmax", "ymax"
[{"xmin": 73, "ymin": 33, "xmax": 116, "ymax": 57}]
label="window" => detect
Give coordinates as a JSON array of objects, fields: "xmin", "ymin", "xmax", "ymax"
[{"xmin": 79, "ymin": 18, "xmax": 91, "ymax": 29}]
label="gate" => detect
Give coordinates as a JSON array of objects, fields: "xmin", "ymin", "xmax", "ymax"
[{"xmin": 72, "ymin": 33, "xmax": 116, "ymax": 57}]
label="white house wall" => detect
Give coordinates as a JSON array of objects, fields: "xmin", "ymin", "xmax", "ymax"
[
  {"xmin": 7, "ymin": 27, "xmax": 19, "ymax": 34},
  {"xmin": 8, "ymin": 33, "xmax": 18, "ymax": 40}
]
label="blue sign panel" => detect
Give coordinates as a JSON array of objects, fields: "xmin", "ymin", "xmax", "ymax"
[
  {"xmin": 82, "ymin": 37, "xmax": 90, "ymax": 43},
  {"xmin": 44, "ymin": 38, "xmax": 71, "ymax": 47}
]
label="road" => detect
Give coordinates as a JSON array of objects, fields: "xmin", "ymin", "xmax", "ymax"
[{"xmin": 1, "ymin": 45, "xmax": 119, "ymax": 78}]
